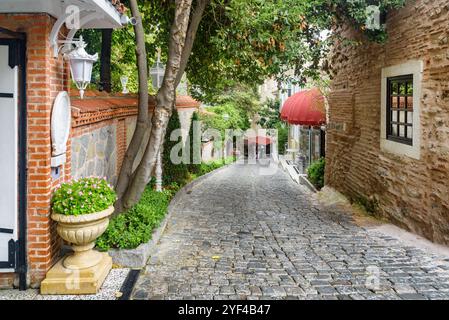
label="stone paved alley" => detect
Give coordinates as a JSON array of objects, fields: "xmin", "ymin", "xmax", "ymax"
[{"xmin": 131, "ymin": 163, "xmax": 449, "ymax": 300}]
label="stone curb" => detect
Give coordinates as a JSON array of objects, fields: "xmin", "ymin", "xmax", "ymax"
[
  {"xmin": 108, "ymin": 162, "xmax": 235, "ymax": 269},
  {"xmin": 298, "ymin": 175, "xmax": 319, "ymax": 193}
]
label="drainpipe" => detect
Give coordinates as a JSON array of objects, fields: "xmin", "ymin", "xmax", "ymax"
[{"xmin": 17, "ymin": 35, "xmax": 28, "ymax": 291}]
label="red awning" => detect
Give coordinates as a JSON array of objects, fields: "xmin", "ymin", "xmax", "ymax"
[
  {"xmin": 244, "ymin": 136, "xmax": 272, "ymax": 146},
  {"xmin": 280, "ymin": 88, "xmax": 326, "ymax": 126}
]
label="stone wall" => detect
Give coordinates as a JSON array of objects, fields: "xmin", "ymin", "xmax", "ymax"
[
  {"xmin": 326, "ymin": 0, "xmax": 449, "ymax": 244},
  {"xmin": 72, "ymin": 124, "xmax": 118, "ymax": 185}
]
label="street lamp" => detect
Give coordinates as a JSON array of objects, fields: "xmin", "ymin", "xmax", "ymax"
[
  {"xmin": 150, "ymin": 49, "xmax": 165, "ymax": 90},
  {"xmin": 120, "ymin": 76, "xmax": 129, "ymax": 94},
  {"xmin": 65, "ymin": 36, "xmax": 98, "ymax": 99},
  {"xmin": 150, "ymin": 50, "xmax": 166, "ymax": 192}
]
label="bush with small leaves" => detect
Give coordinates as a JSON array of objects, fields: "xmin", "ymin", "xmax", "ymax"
[
  {"xmin": 51, "ymin": 177, "xmax": 116, "ymax": 216},
  {"xmin": 307, "ymin": 158, "xmax": 325, "ymax": 190}
]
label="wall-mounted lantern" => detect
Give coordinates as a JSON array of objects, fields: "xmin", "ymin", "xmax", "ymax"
[{"xmin": 65, "ymin": 36, "xmax": 98, "ymax": 99}]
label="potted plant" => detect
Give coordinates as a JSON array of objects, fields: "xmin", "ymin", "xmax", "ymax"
[{"xmin": 51, "ymin": 177, "xmax": 117, "ymax": 270}]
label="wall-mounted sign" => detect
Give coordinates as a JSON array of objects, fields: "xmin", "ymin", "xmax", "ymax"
[{"xmin": 51, "ymin": 91, "xmax": 71, "ymax": 167}]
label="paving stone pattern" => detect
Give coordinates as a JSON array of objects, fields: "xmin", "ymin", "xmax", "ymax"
[{"xmin": 132, "ymin": 164, "xmax": 449, "ymax": 300}]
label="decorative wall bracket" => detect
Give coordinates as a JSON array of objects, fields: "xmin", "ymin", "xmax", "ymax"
[{"xmin": 50, "ymin": 10, "xmax": 101, "ymax": 58}]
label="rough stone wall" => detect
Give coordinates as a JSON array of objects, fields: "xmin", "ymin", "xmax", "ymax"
[
  {"xmin": 72, "ymin": 124, "xmax": 118, "ymax": 185},
  {"xmin": 326, "ymin": 0, "xmax": 449, "ymax": 244}
]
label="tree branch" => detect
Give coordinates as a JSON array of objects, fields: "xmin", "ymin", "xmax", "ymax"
[{"xmin": 175, "ymin": 0, "xmax": 209, "ymax": 87}]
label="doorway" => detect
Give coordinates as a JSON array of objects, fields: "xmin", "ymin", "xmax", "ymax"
[{"xmin": 0, "ymin": 32, "xmax": 27, "ymax": 290}]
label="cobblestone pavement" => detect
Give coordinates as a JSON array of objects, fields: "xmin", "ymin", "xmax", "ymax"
[{"xmin": 131, "ymin": 163, "xmax": 449, "ymax": 300}]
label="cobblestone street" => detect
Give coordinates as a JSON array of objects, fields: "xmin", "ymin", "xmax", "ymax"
[{"xmin": 131, "ymin": 163, "xmax": 449, "ymax": 300}]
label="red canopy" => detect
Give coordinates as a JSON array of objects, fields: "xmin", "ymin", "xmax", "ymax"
[
  {"xmin": 244, "ymin": 136, "xmax": 272, "ymax": 146},
  {"xmin": 280, "ymin": 88, "xmax": 326, "ymax": 126}
]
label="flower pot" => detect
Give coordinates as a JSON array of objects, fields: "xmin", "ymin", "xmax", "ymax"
[{"xmin": 51, "ymin": 206, "xmax": 114, "ymax": 270}]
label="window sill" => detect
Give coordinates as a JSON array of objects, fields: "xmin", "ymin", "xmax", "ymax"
[{"xmin": 380, "ymin": 138, "xmax": 420, "ymax": 160}]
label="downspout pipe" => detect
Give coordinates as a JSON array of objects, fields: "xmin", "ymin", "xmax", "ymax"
[{"xmin": 18, "ymin": 34, "xmax": 28, "ymax": 291}]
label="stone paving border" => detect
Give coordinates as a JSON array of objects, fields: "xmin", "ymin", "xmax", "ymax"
[{"xmin": 109, "ymin": 162, "xmax": 235, "ymax": 268}]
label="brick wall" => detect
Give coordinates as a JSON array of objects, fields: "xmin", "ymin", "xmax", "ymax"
[
  {"xmin": 0, "ymin": 13, "xmax": 70, "ymax": 288},
  {"xmin": 326, "ymin": 0, "xmax": 449, "ymax": 244}
]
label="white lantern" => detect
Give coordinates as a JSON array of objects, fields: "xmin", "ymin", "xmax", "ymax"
[
  {"xmin": 150, "ymin": 49, "xmax": 165, "ymax": 90},
  {"xmin": 65, "ymin": 36, "xmax": 98, "ymax": 99}
]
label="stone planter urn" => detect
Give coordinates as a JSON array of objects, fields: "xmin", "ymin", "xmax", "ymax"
[
  {"xmin": 41, "ymin": 205, "xmax": 115, "ymax": 295},
  {"xmin": 51, "ymin": 206, "xmax": 114, "ymax": 270}
]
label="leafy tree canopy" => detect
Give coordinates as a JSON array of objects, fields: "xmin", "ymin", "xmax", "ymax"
[
  {"xmin": 187, "ymin": 0, "xmax": 406, "ymax": 100},
  {"xmin": 81, "ymin": 0, "xmax": 406, "ymax": 100}
]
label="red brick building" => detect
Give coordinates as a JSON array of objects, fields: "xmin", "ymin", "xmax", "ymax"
[
  {"xmin": 0, "ymin": 0, "xmax": 127, "ymax": 289},
  {"xmin": 326, "ymin": 0, "xmax": 449, "ymax": 245}
]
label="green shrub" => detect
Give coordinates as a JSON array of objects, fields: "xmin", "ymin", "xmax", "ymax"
[
  {"xmin": 52, "ymin": 177, "xmax": 116, "ymax": 216},
  {"xmin": 96, "ymin": 187, "xmax": 173, "ymax": 250},
  {"xmin": 162, "ymin": 110, "xmax": 190, "ymax": 187},
  {"xmin": 307, "ymin": 158, "xmax": 325, "ymax": 190},
  {"xmin": 186, "ymin": 112, "xmax": 201, "ymax": 175},
  {"xmin": 196, "ymin": 157, "xmax": 235, "ymax": 176},
  {"xmin": 276, "ymin": 122, "xmax": 288, "ymax": 155}
]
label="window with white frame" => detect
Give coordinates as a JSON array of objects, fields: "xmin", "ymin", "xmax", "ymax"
[
  {"xmin": 386, "ymin": 75, "xmax": 414, "ymax": 145},
  {"xmin": 380, "ymin": 61, "xmax": 422, "ymax": 160}
]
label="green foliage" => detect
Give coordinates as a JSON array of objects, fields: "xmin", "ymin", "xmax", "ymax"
[
  {"xmin": 80, "ymin": 0, "xmax": 406, "ymax": 98},
  {"xmin": 162, "ymin": 111, "xmax": 190, "ymax": 187},
  {"xmin": 78, "ymin": 2, "xmax": 160, "ymax": 93},
  {"xmin": 276, "ymin": 122, "xmax": 289, "ymax": 155},
  {"xmin": 188, "ymin": 0, "xmax": 407, "ymax": 101},
  {"xmin": 96, "ymin": 187, "xmax": 173, "ymax": 251},
  {"xmin": 51, "ymin": 177, "xmax": 116, "ymax": 216},
  {"xmin": 307, "ymin": 158, "xmax": 325, "ymax": 190},
  {"xmin": 258, "ymin": 99, "xmax": 281, "ymax": 129},
  {"xmin": 199, "ymin": 85, "xmax": 258, "ymax": 145},
  {"xmin": 257, "ymin": 99, "xmax": 288, "ymax": 155},
  {"xmin": 186, "ymin": 112, "xmax": 201, "ymax": 175},
  {"xmin": 329, "ymin": 0, "xmax": 406, "ymax": 42},
  {"xmin": 193, "ymin": 157, "xmax": 236, "ymax": 178},
  {"xmin": 200, "ymin": 104, "xmax": 248, "ymax": 138}
]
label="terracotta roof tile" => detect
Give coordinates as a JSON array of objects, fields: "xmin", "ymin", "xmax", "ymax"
[{"xmin": 70, "ymin": 90, "xmax": 199, "ymax": 113}]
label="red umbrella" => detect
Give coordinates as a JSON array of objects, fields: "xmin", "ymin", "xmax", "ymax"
[
  {"xmin": 245, "ymin": 136, "xmax": 272, "ymax": 146},
  {"xmin": 280, "ymin": 88, "xmax": 326, "ymax": 126}
]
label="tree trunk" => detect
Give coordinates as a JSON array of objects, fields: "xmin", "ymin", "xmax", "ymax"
[
  {"xmin": 114, "ymin": 0, "xmax": 149, "ymax": 213},
  {"xmin": 100, "ymin": 29, "xmax": 112, "ymax": 93},
  {"xmin": 121, "ymin": 0, "xmax": 193, "ymax": 209}
]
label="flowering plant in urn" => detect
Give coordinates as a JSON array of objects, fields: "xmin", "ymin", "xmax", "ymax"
[{"xmin": 51, "ymin": 177, "xmax": 116, "ymax": 270}]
